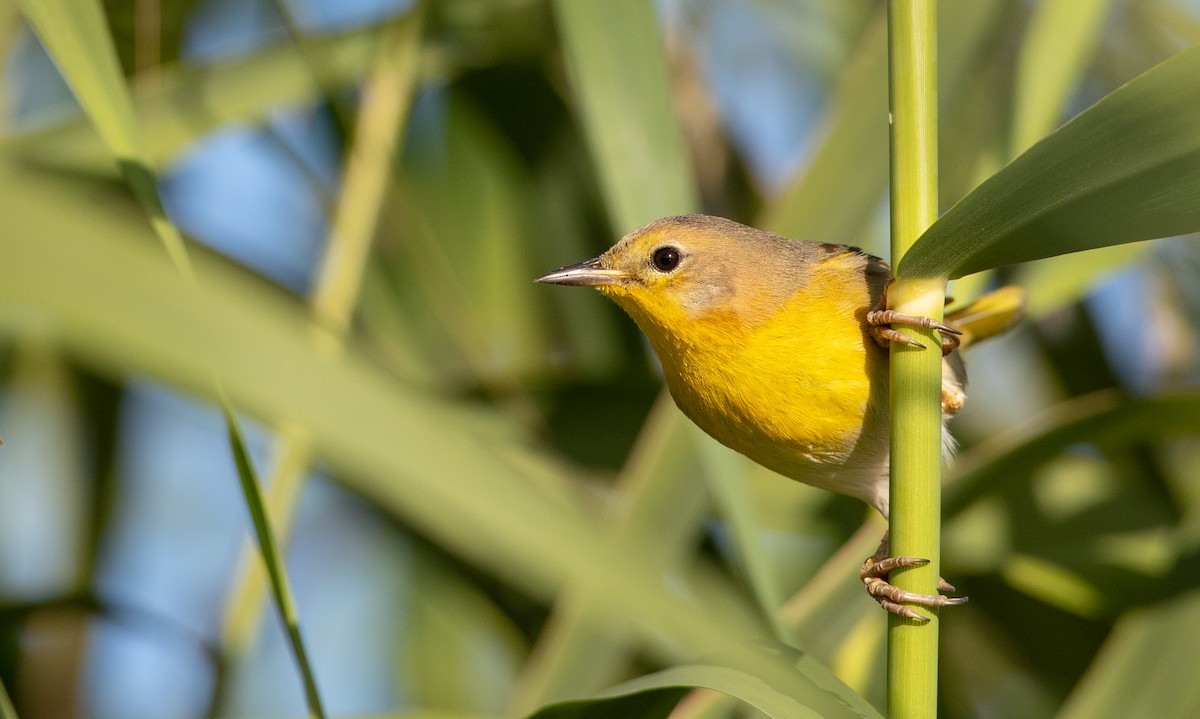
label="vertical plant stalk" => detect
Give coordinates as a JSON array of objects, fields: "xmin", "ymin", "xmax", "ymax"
[{"xmin": 887, "ymin": 1, "xmax": 944, "ymax": 718}]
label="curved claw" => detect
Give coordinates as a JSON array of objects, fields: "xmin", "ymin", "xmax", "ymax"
[
  {"xmin": 860, "ymin": 539, "xmax": 968, "ymax": 620},
  {"xmin": 866, "ymin": 309, "xmax": 963, "ymax": 354}
]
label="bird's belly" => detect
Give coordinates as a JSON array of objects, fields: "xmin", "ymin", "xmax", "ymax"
[{"xmin": 663, "ymin": 335, "xmax": 889, "ymax": 492}]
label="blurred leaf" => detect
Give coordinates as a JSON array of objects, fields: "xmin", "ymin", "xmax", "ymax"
[
  {"xmin": 779, "ymin": 521, "xmax": 888, "ymax": 674},
  {"xmin": 15, "ymin": 0, "xmax": 137, "ymax": 157},
  {"xmin": 760, "ymin": 9, "xmax": 886, "ymax": 245},
  {"xmin": 507, "ymin": 396, "xmax": 711, "ymax": 713},
  {"xmin": 691, "ymin": 428, "xmax": 789, "ymax": 642},
  {"xmin": 0, "ymin": 338, "xmax": 89, "ymax": 596},
  {"xmin": 0, "ymin": 156, "xmax": 859, "ymax": 697},
  {"xmin": 524, "ymin": 687, "xmax": 687, "ymax": 719},
  {"xmin": 1057, "ymin": 588, "xmax": 1200, "ymax": 719},
  {"xmin": 5, "ymin": 20, "xmax": 397, "ymax": 172},
  {"xmin": 900, "ymin": 46, "xmax": 1200, "ymax": 279},
  {"xmin": 528, "ymin": 133, "xmax": 624, "ymax": 375},
  {"xmin": 0, "ymin": 679, "xmax": 12, "ymax": 719},
  {"xmin": 1017, "ymin": 243, "xmax": 1152, "ymax": 317},
  {"xmin": 403, "ymin": 549, "xmax": 527, "ymax": 714},
  {"xmin": 15, "ymin": 0, "xmax": 191, "ymax": 274},
  {"xmin": 527, "ymin": 650, "xmax": 884, "ymax": 719},
  {"xmin": 941, "ymin": 610, "xmax": 1058, "ymax": 719},
  {"xmin": 1010, "ymin": 0, "xmax": 1113, "ymax": 154},
  {"xmin": 945, "ymin": 391, "xmax": 1200, "ymax": 518},
  {"xmin": 100, "ymin": 0, "xmax": 198, "ymax": 73},
  {"xmin": 219, "ymin": 9, "xmax": 426, "ymax": 665},
  {"xmin": 552, "ymin": 0, "xmax": 698, "ymax": 228},
  {"xmin": 764, "ymin": 0, "xmax": 1009, "ymax": 248},
  {"xmin": 398, "ymin": 94, "xmax": 548, "ymax": 380}
]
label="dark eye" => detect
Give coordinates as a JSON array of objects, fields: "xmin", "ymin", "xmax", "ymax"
[{"xmin": 651, "ymin": 246, "xmax": 681, "ymax": 272}]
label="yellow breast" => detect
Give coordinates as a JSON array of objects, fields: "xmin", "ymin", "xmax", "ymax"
[{"xmin": 633, "ymin": 254, "xmax": 886, "ymax": 478}]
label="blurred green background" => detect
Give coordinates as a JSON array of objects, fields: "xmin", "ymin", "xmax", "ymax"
[{"xmin": 2, "ymin": 0, "xmax": 1200, "ymax": 717}]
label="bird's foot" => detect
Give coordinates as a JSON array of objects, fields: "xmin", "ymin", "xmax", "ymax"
[
  {"xmin": 867, "ymin": 310, "xmax": 962, "ymax": 354},
  {"xmin": 867, "ymin": 281, "xmax": 962, "ymax": 355},
  {"xmin": 860, "ymin": 536, "xmax": 967, "ymax": 622}
]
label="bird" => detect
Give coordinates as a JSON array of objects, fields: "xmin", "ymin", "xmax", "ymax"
[{"xmin": 536, "ymin": 214, "xmax": 1024, "ymax": 619}]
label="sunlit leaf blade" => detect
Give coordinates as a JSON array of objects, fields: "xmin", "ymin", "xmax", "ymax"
[
  {"xmin": 14, "ymin": 0, "xmax": 137, "ymax": 157},
  {"xmin": 899, "ymin": 46, "xmax": 1200, "ymax": 280},
  {"xmin": 15, "ymin": 0, "xmax": 193, "ymax": 276},
  {"xmin": 1057, "ymin": 589, "xmax": 1200, "ymax": 719},
  {"xmin": 527, "ymin": 652, "xmax": 884, "ymax": 719},
  {"xmin": 552, "ymin": 0, "xmax": 697, "ymax": 229}
]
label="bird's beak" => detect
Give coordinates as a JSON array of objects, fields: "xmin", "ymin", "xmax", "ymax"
[{"xmin": 535, "ymin": 257, "xmax": 627, "ymax": 286}]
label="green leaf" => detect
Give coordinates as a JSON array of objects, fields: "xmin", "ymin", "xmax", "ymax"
[
  {"xmin": 0, "ymin": 156, "xmax": 825, "ymax": 692},
  {"xmin": 1010, "ymin": 0, "xmax": 1113, "ymax": 155},
  {"xmin": 899, "ymin": 46, "xmax": 1200, "ymax": 280},
  {"xmin": 552, "ymin": 0, "xmax": 698, "ymax": 228},
  {"xmin": 14, "ymin": 0, "xmax": 137, "ymax": 157},
  {"xmin": 506, "ymin": 396, "xmax": 712, "ymax": 713},
  {"xmin": 945, "ymin": 391, "xmax": 1200, "ymax": 519},
  {"xmin": 691, "ymin": 427, "xmax": 790, "ymax": 642},
  {"xmin": 15, "ymin": 0, "xmax": 192, "ymax": 275},
  {"xmin": 527, "ymin": 650, "xmax": 884, "ymax": 719},
  {"xmin": 1057, "ymin": 589, "xmax": 1200, "ymax": 719},
  {"xmin": 761, "ymin": 10, "xmax": 888, "ymax": 245},
  {"xmin": 0, "ymin": 677, "xmax": 15, "ymax": 719},
  {"xmin": 764, "ymin": 0, "xmax": 1008, "ymax": 248},
  {"xmin": 525, "ymin": 687, "xmax": 688, "ymax": 719},
  {"xmin": 219, "ymin": 394, "xmax": 327, "ymax": 719},
  {"xmin": 398, "ymin": 95, "xmax": 549, "ymax": 379},
  {"xmin": 402, "ymin": 549, "xmax": 527, "ymax": 714},
  {"xmin": 7, "ymin": 21, "xmax": 391, "ymax": 173}
]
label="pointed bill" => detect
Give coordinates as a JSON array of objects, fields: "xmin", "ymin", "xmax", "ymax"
[{"xmin": 535, "ymin": 257, "xmax": 628, "ymax": 286}]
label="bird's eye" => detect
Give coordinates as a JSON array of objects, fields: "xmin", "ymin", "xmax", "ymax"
[{"xmin": 651, "ymin": 246, "xmax": 682, "ymax": 272}]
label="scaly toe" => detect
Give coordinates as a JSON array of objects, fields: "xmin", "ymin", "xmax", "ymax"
[{"xmin": 860, "ymin": 551, "xmax": 968, "ymax": 618}]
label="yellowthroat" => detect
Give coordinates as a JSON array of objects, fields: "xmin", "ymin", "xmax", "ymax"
[{"xmin": 538, "ymin": 214, "xmax": 1024, "ymax": 618}]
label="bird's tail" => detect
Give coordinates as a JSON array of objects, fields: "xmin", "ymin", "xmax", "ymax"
[{"xmin": 944, "ymin": 285, "xmax": 1027, "ymax": 350}]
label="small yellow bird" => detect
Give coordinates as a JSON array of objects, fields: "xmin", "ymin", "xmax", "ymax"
[{"xmin": 537, "ymin": 214, "xmax": 1024, "ymax": 619}]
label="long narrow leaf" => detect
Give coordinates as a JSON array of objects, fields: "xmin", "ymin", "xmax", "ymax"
[
  {"xmin": 1010, "ymin": 0, "xmax": 1113, "ymax": 154},
  {"xmin": 552, "ymin": 0, "xmax": 697, "ymax": 228},
  {"xmin": 527, "ymin": 651, "xmax": 883, "ymax": 719},
  {"xmin": 900, "ymin": 46, "xmax": 1200, "ymax": 280},
  {"xmin": 0, "ymin": 158, "xmax": 868, "ymax": 703},
  {"xmin": 219, "ymin": 396, "xmax": 327, "ymax": 719},
  {"xmin": 16, "ymin": 0, "xmax": 191, "ymax": 275}
]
